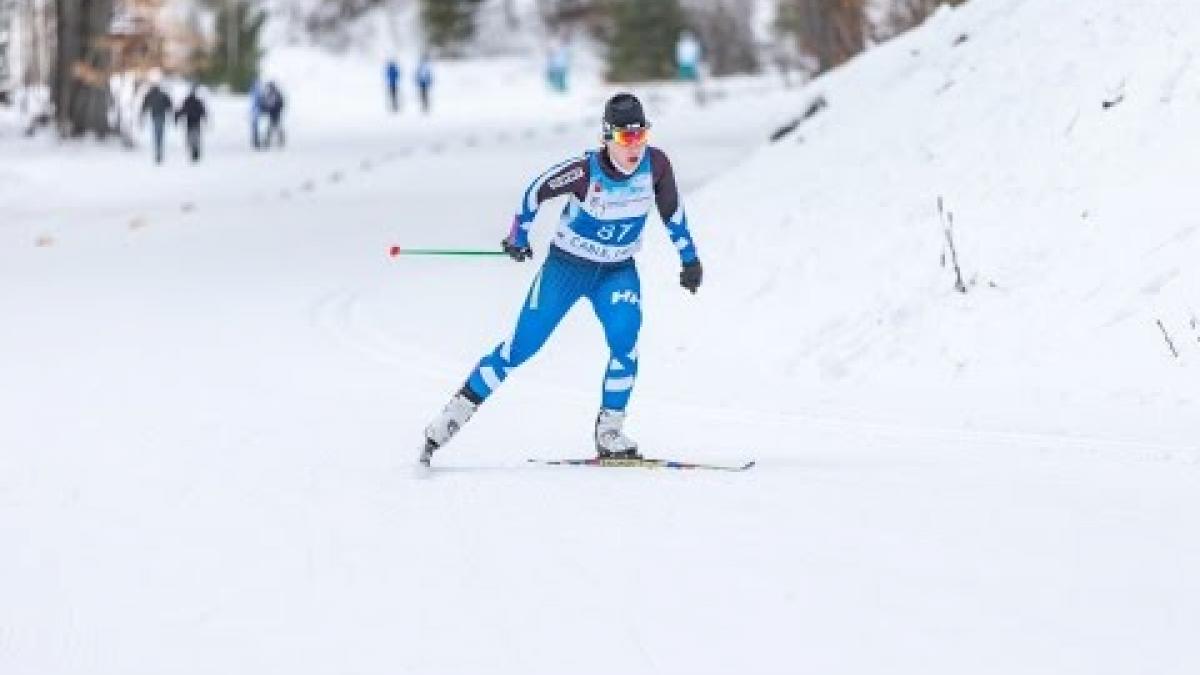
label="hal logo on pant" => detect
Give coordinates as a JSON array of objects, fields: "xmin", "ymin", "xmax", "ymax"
[{"xmin": 611, "ymin": 290, "xmax": 640, "ymax": 305}]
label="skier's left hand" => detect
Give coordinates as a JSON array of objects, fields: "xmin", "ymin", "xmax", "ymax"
[{"xmin": 680, "ymin": 260, "xmax": 703, "ymax": 294}]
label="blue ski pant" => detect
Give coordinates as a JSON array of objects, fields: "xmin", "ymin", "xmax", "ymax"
[{"xmin": 466, "ymin": 247, "xmax": 642, "ymax": 411}]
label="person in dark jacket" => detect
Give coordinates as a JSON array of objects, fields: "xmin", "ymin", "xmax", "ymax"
[
  {"xmin": 175, "ymin": 85, "xmax": 208, "ymax": 162},
  {"xmin": 260, "ymin": 81, "xmax": 285, "ymax": 148},
  {"xmin": 140, "ymin": 81, "xmax": 173, "ymax": 164}
]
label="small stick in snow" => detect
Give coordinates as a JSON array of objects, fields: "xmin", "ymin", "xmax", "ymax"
[
  {"xmin": 1156, "ymin": 319, "xmax": 1180, "ymax": 358},
  {"xmin": 938, "ymin": 196, "xmax": 967, "ymax": 293}
]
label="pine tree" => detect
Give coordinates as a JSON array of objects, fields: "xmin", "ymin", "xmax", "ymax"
[
  {"xmin": 419, "ymin": 0, "xmax": 485, "ymax": 55},
  {"xmin": 604, "ymin": 0, "xmax": 686, "ymax": 82},
  {"xmin": 198, "ymin": 1, "xmax": 265, "ymax": 94}
]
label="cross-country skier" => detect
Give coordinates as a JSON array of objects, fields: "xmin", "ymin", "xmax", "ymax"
[{"xmin": 419, "ymin": 92, "xmax": 704, "ymax": 467}]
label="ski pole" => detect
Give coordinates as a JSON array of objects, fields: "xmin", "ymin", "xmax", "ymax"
[{"xmin": 388, "ymin": 246, "xmax": 507, "ymax": 257}]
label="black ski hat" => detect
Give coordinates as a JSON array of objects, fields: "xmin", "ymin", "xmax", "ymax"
[{"xmin": 603, "ymin": 93, "xmax": 647, "ymax": 130}]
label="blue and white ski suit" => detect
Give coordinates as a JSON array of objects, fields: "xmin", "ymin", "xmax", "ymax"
[{"xmin": 464, "ymin": 146, "xmax": 699, "ymax": 411}]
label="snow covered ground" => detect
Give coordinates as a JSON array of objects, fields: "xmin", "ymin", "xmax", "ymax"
[{"xmin": 2, "ymin": 1, "xmax": 1199, "ymax": 673}]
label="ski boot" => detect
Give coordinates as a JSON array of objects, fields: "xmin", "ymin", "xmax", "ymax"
[
  {"xmin": 595, "ymin": 408, "xmax": 641, "ymax": 460},
  {"xmin": 420, "ymin": 390, "xmax": 478, "ymax": 467}
]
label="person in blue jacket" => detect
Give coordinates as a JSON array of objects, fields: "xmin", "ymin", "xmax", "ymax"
[
  {"xmin": 249, "ymin": 78, "xmax": 263, "ymax": 149},
  {"xmin": 415, "ymin": 54, "xmax": 433, "ymax": 114},
  {"xmin": 420, "ymin": 93, "xmax": 704, "ymax": 467},
  {"xmin": 385, "ymin": 58, "xmax": 401, "ymax": 112}
]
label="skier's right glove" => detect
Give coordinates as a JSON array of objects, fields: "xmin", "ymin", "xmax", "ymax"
[
  {"xmin": 502, "ymin": 237, "xmax": 533, "ymax": 262},
  {"xmin": 680, "ymin": 260, "xmax": 703, "ymax": 294}
]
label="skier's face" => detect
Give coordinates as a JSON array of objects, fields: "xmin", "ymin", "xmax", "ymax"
[{"xmin": 605, "ymin": 125, "xmax": 649, "ymax": 173}]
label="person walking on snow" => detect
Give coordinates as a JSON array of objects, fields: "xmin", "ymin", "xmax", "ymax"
[
  {"xmin": 260, "ymin": 81, "xmax": 285, "ymax": 148},
  {"xmin": 419, "ymin": 93, "xmax": 704, "ymax": 467},
  {"xmin": 676, "ymin": 30, "xmax": 701, "ymax": 81},
  {"xmin": 249, "ymin": 78, "xmax": 264, "ymax": 149},
  {"xmin": 175, "ymin": 85, "xmax": 208, "ymax": 162},
  {"xmin": 140, "ymin": 77, "xmax": 173, "ymax": 164},
  {"xmin": 415, "ymin": 54, "xmax": 433, "ymax": 114},
  {"xmin": 385, "ymin": 58, "xmax": 401, "ymax": 112},
  {"xmin": 546, "ymin": 38, "xmax": 569, "ymax": 93}
]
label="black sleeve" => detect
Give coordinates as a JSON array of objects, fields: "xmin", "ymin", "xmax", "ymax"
[
  {"xmin": 531, "ymin": 156, "xmax": 591, "ymax": 205},
  {"xmin": 649, "ymin": 147, "xmax": 680, "ymax": 223},
  {"xmin": 511, "ymin": 155, "xmax": 592, "ymax": 243}
]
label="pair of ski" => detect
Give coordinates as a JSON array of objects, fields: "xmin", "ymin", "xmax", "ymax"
[
  {"xmin": 418, "ymin": 440, "xmax": 753, "ymax": 473},
  {"xmin": 528, "ymin": 456, "xmax": 755, "ymax": 472}
]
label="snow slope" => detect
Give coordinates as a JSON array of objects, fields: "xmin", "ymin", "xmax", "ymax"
[
  {"xmin": 651, "ymin": 0, "xmax": 1200, "ymax": 444},
  {"xmin": 2, "ymin": 1, "xmax": 1198, "ymax": 674}
]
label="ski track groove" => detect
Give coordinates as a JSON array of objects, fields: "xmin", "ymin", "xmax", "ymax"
[{"xmin": 310, "ymin": 288, "xmax": 461, "ymax": 379}]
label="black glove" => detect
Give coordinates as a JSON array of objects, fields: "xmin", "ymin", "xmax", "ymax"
[
  {"xmin": 501, "ymin": 237, "xmax": 533, "ymax": 262},
  {"xmin": 680, "ymin": 260, "xmax": 703, "ymax": 294}
]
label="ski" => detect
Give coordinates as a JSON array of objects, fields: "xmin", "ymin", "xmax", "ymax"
[{"xmin": 527, "ymin": 457, "xmax": 755, "ymax": 472}]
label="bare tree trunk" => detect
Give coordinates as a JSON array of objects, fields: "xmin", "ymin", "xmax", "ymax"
[
  {"xmin": 54, "ymin": 0, "xmax": 114, "ymax": 137},
  {"xmin": 227, "ymin": 0, "xmax": 238, "ymax": 77},
  {"xmin": 503, "ymin": 0, "xmax": 519, "ymax": 29},
  {"xmin": 777, "ymin": 0, "xmax": 867, "ymax": 74},
  {"xmin": 690, "ymin": 0, "xmax": 759, "ymax": 77},
  {"xmin": 23, "ymin": 0, "xmax": 38, "ymax": 92}
]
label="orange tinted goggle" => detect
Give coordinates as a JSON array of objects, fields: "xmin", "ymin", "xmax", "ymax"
[{"xmin": 610, "ymin": 126, "xmax": 649, "ymax": 146}]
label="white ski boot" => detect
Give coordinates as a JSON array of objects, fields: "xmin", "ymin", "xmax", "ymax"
[
  {"xmin": 595, "ymin": 408, "xmax": 641, "ymax": 459},
  {"xmin": 420, "ymin": 392, "xmax": 478, "ymax": 467}
]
